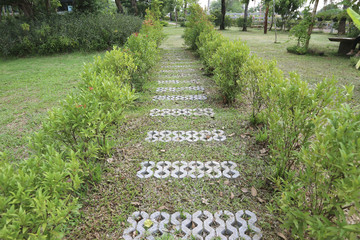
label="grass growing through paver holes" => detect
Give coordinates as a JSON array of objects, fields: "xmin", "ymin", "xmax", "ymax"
[{"xmin": 66, "ymin": 49, "xmax": 279, "ymax": 238}]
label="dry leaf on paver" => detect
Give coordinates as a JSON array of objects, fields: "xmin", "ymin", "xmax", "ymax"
[
  {"xmin": 230, "ymin": 192, "xmax": 235, "ymax": 199},
  {"xmin": 277, "ymin": 232, "xmax": 287, "ymax": 240},
  {"xmin": 131, "ymin": 202, "xmax": 141, "ymax": 206},
  {"xmin": 202, "ymin": 198, "xmax": 209, "ymax": 205},
  {"xmin": 251, "ymin": 187, "xmax": 257, "ymax": 197},
  {"xmin": 241, "ymin": 188, "xmax": 248, "ymax": 193},
  {"xmin": 144, "ymin": 219, "xmax": 153, "ymax": 228}
]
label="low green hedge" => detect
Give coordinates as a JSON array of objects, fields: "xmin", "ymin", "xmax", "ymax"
[
  {"xmin": 0, "ymin": 13, "xmax": 143, "ymax": 57},
  {"xmin": 185, "ymin": 4, "xmax": 360, "ymax": 239},
  {"xmin": 0, "ymin": 10, "xmax": 163, "ymax": 239}
]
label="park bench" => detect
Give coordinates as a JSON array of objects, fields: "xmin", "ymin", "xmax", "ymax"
[{"xmin": 328, "ymin": 37, "xmax": 357, "ymax": 55}]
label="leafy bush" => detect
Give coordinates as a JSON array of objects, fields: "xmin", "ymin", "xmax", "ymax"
[
  {"xmin": 238, "ymin": 55, "xmax": 282, "ymax": 123},
  {"xmin": 125, "ymin": 33, "xmax": 159, "ymax": 90},
  {"xmin": 264, "ymin": 74, "xmax": 352, "ymax": 179},
  {"xmin": 197, "ymin": 28, "xmax": 226, "ymax": 74},
  {"xmin": 210, "ymin": 10, "xmax": 232, "ymax": 28},
  {"xmin": 211, "ymin": 40, "xmax": 250, "ymax": 103},
  {"xmin": 0, "ymin": 13, "xmax": 143, "ymax": 57},
  {"xmin": 276, "ymin": 104, "xmax": 360, "ymax": 239},
  {"xmin": 237, "ymin": 17, "xmax": 252, "ymax": 28},
  {"xmin": 184, "ymin": 4, "xmax": 214, "ymax": 50},
  {"xmin": 0, "ymin": 11, "xmax": 162, "ymax": 238}
]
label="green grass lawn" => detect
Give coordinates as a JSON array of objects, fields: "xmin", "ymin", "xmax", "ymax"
[
  {"xmin": 219, "ymin": 27, "xmax": 360, "ymax": 101},
  {"xmin": 0, "ymin": 52, "xmax": 104, "ymax": 159}
]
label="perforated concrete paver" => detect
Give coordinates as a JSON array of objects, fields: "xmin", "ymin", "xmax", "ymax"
[
  {"xmin": 152, "ymin": 95, "xmax": 207, "ymax": 101},
  {"xmin": 123, "ymin": 211, "xmax": 262, "ymax": 240},
  {"xmin": 149, "ymin": 108, "xmax": 214, "ymax": 117},
  {"xmin": 156, "ymin": 86, "xmax": 205, "ymax": 92},
  {"xmin": 145, "ymin": 130, "xmax": 226, "ymax": 142},
  {"xmin": 136, "ymin": 161, "xmax": 240, "ymax": 179},
  {"xmin": 157, "ymin": 80, "xmax": 200, "ymax": 84}
]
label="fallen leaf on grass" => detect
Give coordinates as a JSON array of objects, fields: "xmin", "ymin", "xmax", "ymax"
[
  {"xmin": 106, "ymin": 158, "xmax": 114, "ymax": 163},
  {"xmin": 260, "ymin": 148, "xmax": 267, "ymax": 154},
  {"xmin": 230, "ymin": 192, "xmax": 235, "ymax": 199},
  {"xmin": 160, "ymin": 149, "xmax": 166, "ymax": 153},
  {"xmin": 257, "ymin": 197, "xmax": 266, "ymax": 203},
  {"xmin": 224, "ymin": 180, "xmax": 230, "ymax": 185},
  {"xmin": 240, "ymin": 134, "xmax": 246, "ymax": 139},
  {"xmin": 241, "ymin": 188, "xmax": 248, "ymax": 193},
  {"xmin": 228, "ymin": 133, "xmax": 235, "ymax": 137},
  {"xmin": 131, "ymin": 202, "xmax": 141, "ymax": 206},
  {"xmin": 220, "ymin": 192, "xmax": 223, "ymax": 197},
  {"xmin": 251, "ymin": 187, "xmax": 257, "ymax": 197},
  {"xmin": 158, "ymin": 206, "xmax": 168, "ymax": 211},
  {"xmin": 277, "ymin": 232, "xmax": 287, "ymax": 240}
]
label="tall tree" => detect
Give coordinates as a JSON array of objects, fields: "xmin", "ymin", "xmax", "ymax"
[
  {"xmin": 275, "ymin": 0, "xmax": 305, "ymax": 30},
  {"xmin": 115, "ymin": 0, "xmax": 124, "ymax": 13},
  {"xmin": 263, "ymin": 0, "xmax": 271, "ymax": 33},
  {"xmin": 220, "ymin": 0, "xmax": 225, "ymax": 30},
  {"xmin": 242, "ymin": 0, "xmax": 250, "ymax": 31},
  {"xmin": 131, "ymin": 0, "xmax": 138, "ymax": 15}
]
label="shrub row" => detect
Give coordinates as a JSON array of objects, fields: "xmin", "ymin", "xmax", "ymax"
[
  {"xmin": 0, "ymin": 13, "xmax": 143, "ymax": 57},
  {"xmin": 185, "ymin": 4, "xmax": 360, "ymax": 239},
  {"xmin": 0, "ymin": 10, "xmax": 163, "ymax": 239}
]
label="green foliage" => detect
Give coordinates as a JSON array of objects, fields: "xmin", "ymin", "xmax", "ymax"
[
  {"xmin": 196, "ymin": 28, "xmax": 226, "ymax": 74},
  {"xmin": 211, "ymin": 10, "xmax": 233, "ymax": 28},
  {"xmin": 236, "ymin": 17, "xmax": 252, "ymax": 27},
  {"xmin": 125, "ymin": 33, "xmax": 160, "ymax": 90},
  {"xmin": 0, "ymin": 13, "xmax": 142, "ymax": 57},
  {"xmin": 347, "ymin": 8, "xmax": 360, "ymax": 69},
  {"xmin": 289, "ymin": 7, "xmax": 312, "ymax": 52},
  {"xmin": 238, "ymin": 55, "xmax": 282, "ymax": 121},
  {"xmin": 264, "ymin": 74, "xmax": 352, "ymax": 179},
  {"xmin": 0, "ymin": 15, "xmax": 163, "ymax": 238},
  {"xmin": 211, "ymin": 40, "xmax": 250, "ymax": 104},
  {"xmin": 184, "ymin": 4, "xmax": 214, "ymax": 50},
  {"xmin": 276, "ymin": 104, "xmax": 360, "ymax": 239}
]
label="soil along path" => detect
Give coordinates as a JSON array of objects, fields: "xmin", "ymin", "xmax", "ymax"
[{"xmin": 68, "ymin": 26, "xmax": 279, "ymax": 239}]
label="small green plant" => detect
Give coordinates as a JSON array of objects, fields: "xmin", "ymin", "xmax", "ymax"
[
  {"xmin": 276, "ymin": 104, "xmax": 360, "ymax": 239},
  {"xmin": 211, "ymin": 40, "xmax": 250, "ymax": 104},
  {"xmin": 197, "ymin": 28, "xmax": 226, "ymax": 74},
  {"xmin": 255, "ymin": 128, "xmax": 268, "ymax": 143},
  {"xmin": 288, "ymin": 7, "xmax": 312, "ymax": 54},
  {"xmin": 184, "ymin": 4, "xmax": 214, "ymax": 50}
]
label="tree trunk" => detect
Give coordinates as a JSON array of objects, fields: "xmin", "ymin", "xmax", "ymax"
[
  {"xmin": 131, "ymin": 0, "xmax": 138, "ymax": 16},
  {"xmin": 220, "ymin": 0, "xmax": 225, "ymax": 30},
  {"xmin": 305, "ymin": 0, "xmax": 320, "ymax": 49},
  {"xmin": 115, "ymin": 0, "xmax": 124, "ymax": 13},
  {"xmin": 184, "ymin": 1, "xmax": 187, "ymax": 17},
  {"xmin": 243, "ymin": 1, "xmax": 249, "ymax": 31},
  {"xmin": 19, "ymin": 1, "xmax": 34, "ymax": 18},
  {"xmin": 264, "ymin": 4, "xmax": 269, "ymax": 34},
  {"xmin": 45, "ymin": 0, "xmax": 50, "ymax": 13},
  {"xmin": 175, "ymin": 9, "xmax": 178, "ymax": 26}
]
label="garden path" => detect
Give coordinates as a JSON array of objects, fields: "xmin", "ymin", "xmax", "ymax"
[{"xmin": 67, "ymin": 29, "xmax": 279, "ymax": 239}]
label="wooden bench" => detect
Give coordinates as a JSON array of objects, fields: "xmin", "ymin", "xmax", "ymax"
[{"xmin": 328, "ymin": 37, "xmax": 357, "ymax": 55}]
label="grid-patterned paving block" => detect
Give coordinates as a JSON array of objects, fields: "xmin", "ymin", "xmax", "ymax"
[
  {"xmin": 137, "ymin": 161, "xmax": 240, "ymax": 179},
  {"xmin": 157, "ymin": 80, "xmax": 200, "ymax": 84},
  {"xmin": 156, "ymin": 86, "xmax": 205, "ymax": 92},
  {"xmin": 160, "ymin": 69, "xmax": 198, "ymax": 73},
  {"xmin": 152, "ymin": 95, "xmax": 207, "ymax": 101},
  {"xmin": 123, "ymin": 211, "xmax": 262, "ymax": 239},
  {"xmin": 150, "ymin": 108, "xmax": 214, "ymax": 117},
  {"xmin": 145, "ymin": 130, "xmax": 226, "ymax": 142}
]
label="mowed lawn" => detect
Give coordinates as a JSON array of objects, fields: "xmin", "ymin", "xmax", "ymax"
[
  {"xmin": 218, "ymin": 27, "xmax": 360, "ymax": 101},
  {"xmin": 0, "ymin": 52, "xmax": 103, "ymax": 159}
]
